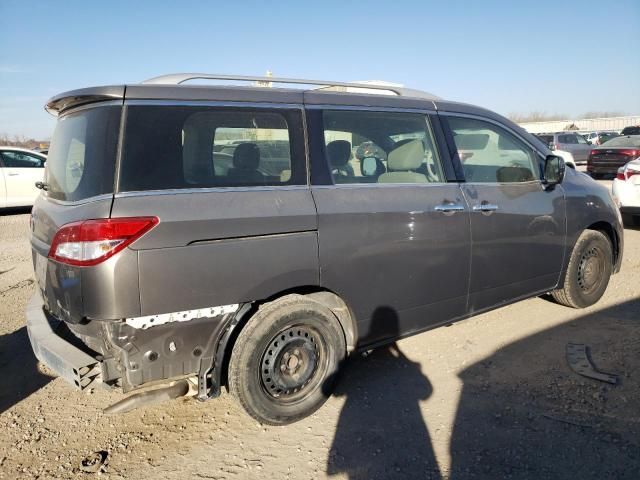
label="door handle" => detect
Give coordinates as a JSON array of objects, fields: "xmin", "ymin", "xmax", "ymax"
[
  {"xmin": 7, "ymin": 173, "xmax": 19, "ymax": 176},
  {"xmin": 434, "ymin": 203, "xmax": 465, "ymax": 214},
  {"xmin": 472, "ymin": 203, "xmax": 499, "ymax": 212}
]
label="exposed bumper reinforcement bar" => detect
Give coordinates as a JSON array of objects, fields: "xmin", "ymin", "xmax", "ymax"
[{"xmin": 26, "ymin": 290, "xmax": 101, "ymax": 390}]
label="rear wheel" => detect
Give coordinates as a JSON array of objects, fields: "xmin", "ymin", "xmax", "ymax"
[
  {"xmin": 551, "ymin": 230, "xmax": 612, "ymax": 308},
  {"xmin": 228, "ymin": 294, "xmax": 346, "ymax": 425}
]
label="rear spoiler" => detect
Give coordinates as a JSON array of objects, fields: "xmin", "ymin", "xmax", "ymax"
[{"xmin": 45, "ymin": 86, "xmax": 125, "ymax": 116}]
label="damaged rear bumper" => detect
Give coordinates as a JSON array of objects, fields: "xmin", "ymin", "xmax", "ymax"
[
  {"xmin": 25, "ymin": 289, "xmax": 101, "ymax": 390},
  {"xmin": 26, "ymin": 289, "xmax": 246, "ymax": 398}
]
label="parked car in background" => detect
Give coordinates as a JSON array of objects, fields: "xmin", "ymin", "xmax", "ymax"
[
  {"xmin": 0, "ymin": 146, "xmax": 46, "ymax": 208},
  {"xmin": 583, "ymin": 131, "xmax": 619, "ymax": 146},
  {"xmin": 550, "ymin": 149, "xmax": 577, "ymax": 169},
  {"xmin": 535, "ymin": 132, "xmax": 592, "ymax": 164},
  {"xmin": 620, "ymin": 126, "xmax": 640, "ymax": 136},
  {"xmin": 588, "ymin": 135, "xmax": 640, "ymax": 179},
  {"xmin": 612, "ymin": 158, "xmax": 640, "ymax": 226}
]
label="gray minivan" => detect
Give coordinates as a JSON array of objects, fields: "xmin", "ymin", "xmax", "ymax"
[{"xmin": 26, "ymin": 74, "xmax": 623, "ymax": 425}]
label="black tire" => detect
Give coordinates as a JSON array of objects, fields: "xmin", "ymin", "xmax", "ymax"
[
  {"xmin": 228, "ymin": 294, "xmax": 346, "ymax": 425},
  {"xmin": 551, "ymin": 230, "xmax": 613, "ymax": 308}
]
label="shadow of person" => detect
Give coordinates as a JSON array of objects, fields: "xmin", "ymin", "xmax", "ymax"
[
  {"xmin": 0, "ymin": 326, "xmax": 52, "ymax": 414},
  {"xmin": 449, "ymin": 297, "xmax": 640, "ymax": 479},
  {"xmin": 327, "ymin": 306, "xmax": 442, "ymax": 480}
]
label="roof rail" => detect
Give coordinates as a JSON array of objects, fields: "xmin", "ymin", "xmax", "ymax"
[{"xmin": 141, "ymin": 73, "xmax": 440, "ymax": 99}]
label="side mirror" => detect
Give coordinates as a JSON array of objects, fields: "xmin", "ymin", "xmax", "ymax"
[
  {"xmin": 544, "ymin": 155, "xmax": 565, "ymax": 186},
  {"xmin": 548, "ymin": 142, "xmax": 555, "ymax": 150},
  {"xmin": 361, "ymin": 157, "xmax": 378, "ymax": 177}
]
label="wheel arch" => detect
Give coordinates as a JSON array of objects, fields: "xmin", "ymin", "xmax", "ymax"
[
  {"xmin": 217, "ymin": 286, "xmax": 357, "ymax": 392},
  {"xmin": 586, "ymin": 221, "xmax": 619, "ymax": 267}
]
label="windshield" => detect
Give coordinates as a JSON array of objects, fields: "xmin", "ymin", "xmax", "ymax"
[
  {"xmin": 601, "ymin": 135, "xmax": 640, "ymax": 148},
  {"xmin": 46, "ymin": 105, "xmax": 121, "ymax": 201}
]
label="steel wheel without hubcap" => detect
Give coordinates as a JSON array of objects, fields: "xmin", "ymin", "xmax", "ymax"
[
  {"xmin": 228, "ymin": 294, "xmax": 346, "ymax": 425},
  {"xmin": 577, "ymin": 246, "xmax": 605, "ymax": 295},
  {"xmin": 261, "ymin": 325, "xmax": 327, "ymax": 403},
  {"xmin": 551, "ymin": 230, "xmax": 613, "ymax": 309}
]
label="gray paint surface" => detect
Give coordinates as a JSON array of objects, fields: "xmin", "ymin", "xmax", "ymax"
[
  {"xmin": 28, "ymin": 85, "xmax": 625, "ymax": 392},
  {"xmin": 312, "ymin": 184, "xmax": 471, "ymax": 345}
]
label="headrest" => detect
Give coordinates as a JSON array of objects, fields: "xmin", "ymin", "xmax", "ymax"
[
  {"xmin": 326, "ymin": 140, "xmax": 351, "ymax": 167},
  {"xmin": 387, "ymin": 139, "xmax": 424, "ymax": 171},
  {"xmin": 233, "ymin": 143, "xmax": 260, "ymax": 170}
]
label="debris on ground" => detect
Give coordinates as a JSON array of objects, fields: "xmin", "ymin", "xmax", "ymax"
[
  {"xmin": 566, "ymin": 343, "xmax": 619, "ymax": 384},
  {"xmin": 79, "ymin": 451, "xmax": 108, "ymax": 474}
]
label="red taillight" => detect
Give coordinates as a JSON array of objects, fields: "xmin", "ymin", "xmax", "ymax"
[
  {"xmin": 616, "ymin": 172, "xmax": 626, "ymax": 180},
  {"xmin": 590, "ymin": 149, "xmax": 599, "ymax": 157},
  {"xmin": 48, "ymin": 217, "xmax": 159, "ymax": 266},
  {"xmin": 619, "ymin": 149, "xmax": 640, "ymax": 157}
]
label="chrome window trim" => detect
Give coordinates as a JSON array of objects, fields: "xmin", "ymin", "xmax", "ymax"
[
  {"xmin": 124, "ymin": 99, "xmax": 304, "ymax": 109},
  {"xmin": 42, "ymin": 193, "xmax": 113, "ymax": 206},
  {"xmin": 114, "ymin": 185, "xmax": 310, "ymax": 198},
  {"xmin": 439, "ymin": 111, "xmax": 547, "ymax": 160},
  {"xmin": 305, "ymin": 104, "xmax": 436, "ymax": 114},
  {"xmin": 311, "ymin": 182, "xmax": 451, "ymax": 190},
  {"xmin": 461, "ymin": 180, "xmax": 545, "ymax": 187},
  {"xmin": 58, "ymin": 100, "xmax": 124, "ymax": 119}
]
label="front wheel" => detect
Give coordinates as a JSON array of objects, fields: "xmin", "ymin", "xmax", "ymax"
[
  {"xmin": 551, "ymin": 230, "xmax": 613, "ymax": 308},
  {"xmin": 228, "ymin": 295, "xmax": 346, "ymax": 425}
]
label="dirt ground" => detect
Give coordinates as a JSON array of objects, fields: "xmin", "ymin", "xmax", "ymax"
[{"xmin": 1, "ymin": 187, "xmax": 639, "ymax": 479}]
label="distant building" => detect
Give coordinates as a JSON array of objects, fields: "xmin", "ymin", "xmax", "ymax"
[{"xmin": 519, "ymin": 115, "xmax": 640, "ymax": 134}]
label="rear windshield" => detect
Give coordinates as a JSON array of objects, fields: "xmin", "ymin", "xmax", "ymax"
[
  {"xmin": 46, "ymin": 105, "xmax": 121, "ymax": 202},
  {"xmin": 601, "ymin": 136, "xmax": 640, "ymax": 148},
  {"xmin": 119, "ymin": 106, "xmax": 306, "ymax": 192}
]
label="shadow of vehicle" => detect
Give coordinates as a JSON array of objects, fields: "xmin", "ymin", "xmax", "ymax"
[
  {"xmin": 0, "ymin": 327, "xmax": 52, "ymax": 414},
  {"xmin": 449, "ymin": 298, "xmax": 640, "ymax": 479},
  {"xmin": 327, "ymin": 306, "xmax": 441, "ymax": 479}
]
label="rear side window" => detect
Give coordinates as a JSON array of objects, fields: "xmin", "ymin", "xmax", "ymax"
[
  {"xmin": 558, "ymin": 134, "xmax": 579, "ymax": 144},
  {"xmin": 46, "ymin": 106, "xmax": 121, "ymax": 202},
  {"xmin": 119, "ymin": 106, "xmax": 305, "ymax": 192}
]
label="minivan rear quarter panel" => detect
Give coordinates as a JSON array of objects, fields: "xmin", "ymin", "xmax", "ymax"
[{"xmin": 112, "ymin": 189, "xmax": 320, "ymax": 315}]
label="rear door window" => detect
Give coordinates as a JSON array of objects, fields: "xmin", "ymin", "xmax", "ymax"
[
  {"xmin": 45, "ymin": 106, "xmax": 121, "ymax": 202},
  {"xmin": 120, "ymin": 106, "xmax": 305, "ymax": 191},
  {"xmin": 321, "ymin": 110, "xmax": 445, "ymax": 184}
]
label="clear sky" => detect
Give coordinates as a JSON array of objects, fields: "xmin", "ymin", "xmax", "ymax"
[{"xmin": 1, "ymin": 0, "xmax": 639, "ymax": 139}]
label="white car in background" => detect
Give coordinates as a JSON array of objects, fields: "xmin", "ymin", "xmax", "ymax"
[
  {"xmin": 0, "ymin": 147, "xmax": 47, "ymax": 208},
  {"xmin": 612, "ymin": 159, "xmax": 640, "ymax": 226},
  {"xmin": 552, "ymin": 149, "xmax": 576, "ymax": 169}
]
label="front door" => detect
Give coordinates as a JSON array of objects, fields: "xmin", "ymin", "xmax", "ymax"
[
  {"xmin": 310, "ymin": 108, "xmax": 471, "ymax": 347},
  {"xmin": 443, "ymin": 115, "xmax": 566, "ymax": 313}
]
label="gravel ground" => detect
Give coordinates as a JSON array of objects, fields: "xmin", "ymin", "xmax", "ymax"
[{"xmin": 0, "ymin": 190, "xmax": 639, "ymax": 479}]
